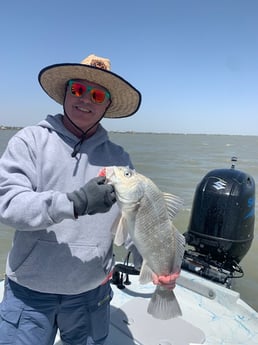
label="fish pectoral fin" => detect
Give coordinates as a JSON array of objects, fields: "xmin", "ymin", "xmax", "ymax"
[
  {"xmin": 114, "ymin": 216, "xmax": 129, "ymax": 246},
  {"xmin": 163, "ymin": 192, "xmax": 184, "ymax": 219},
  {"xmin": 139, "ymin": 260, "xmax": 154, "ymax": 284},
  {"xmin": 111, "ymin": 213, "xmax": 122, "ymax": 237},
  {"xmin": 147, "ymin": 286, "xmax": 182, "ymax": 320}
]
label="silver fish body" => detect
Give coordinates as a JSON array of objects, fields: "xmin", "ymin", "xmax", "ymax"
[{"xmin": 105, "ymin": 166, "xmax": 185, "ymax": 320}]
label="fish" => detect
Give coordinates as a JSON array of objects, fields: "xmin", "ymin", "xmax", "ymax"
[{"xmin": 103, "ymin": 166, "xmax": 185, "ymax": 320}]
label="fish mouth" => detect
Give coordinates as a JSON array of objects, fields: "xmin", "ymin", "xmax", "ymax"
[
  {"xmin": 98, "ymin": 166, "xmax": 116, "ymax": 183},
  {"xmin": 98, "ymin": 167, "xmax": 106, "ymax": 177},
  {"xmin": 104, "ymin": 166, "xmax": 116, "ymax": 182}
]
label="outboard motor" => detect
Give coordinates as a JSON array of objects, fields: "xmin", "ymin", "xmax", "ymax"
[{"xmin": 183, "ymin": 158, "xmax": 255, "ymax": 286}]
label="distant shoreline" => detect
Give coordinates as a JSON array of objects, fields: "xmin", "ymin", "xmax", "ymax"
[
  {"xmin": 0, "ymin": 126, "xmax": 23, "ymax": 130},
  {"xmin": 0, "ymin": 127, "xmax": 257, "ymax": 137}
]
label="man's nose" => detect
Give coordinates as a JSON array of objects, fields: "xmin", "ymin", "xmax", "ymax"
[{"xmin": 80, "ymin": 91, "xmax": 92, "ymax": 103}]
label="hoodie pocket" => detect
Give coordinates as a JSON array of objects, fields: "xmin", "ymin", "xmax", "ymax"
[{"xmin": 14, "ymin": 240, "xmax": 108, "ymax": 294}]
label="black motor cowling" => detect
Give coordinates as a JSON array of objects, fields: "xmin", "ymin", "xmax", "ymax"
[{"xmin": 185, "ymin": 165, "xmax": 255, "ymax": 270}]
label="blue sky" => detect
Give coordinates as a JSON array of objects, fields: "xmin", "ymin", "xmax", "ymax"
[{"xmin": 1, "ymin": 0, "xmax": 258, "ymax": 135}]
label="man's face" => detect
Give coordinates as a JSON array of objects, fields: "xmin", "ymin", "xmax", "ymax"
[{"xmin": 63, "ymin": 79, "xmax": 111, "ymax": 135}]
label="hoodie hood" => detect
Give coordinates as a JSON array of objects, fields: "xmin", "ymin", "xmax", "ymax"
[
  {"xmin": 38, "ymin": 113, "xmax": 108, "ymax": 144},
  {"xmin": 37, "ymin": 114, "xmax": 132, "ymax": 167},
  {"xmin": 38, "ymin": 114, "xmax": 110, "ymax": 159}
]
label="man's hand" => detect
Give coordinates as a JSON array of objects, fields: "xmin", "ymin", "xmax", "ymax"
[{"xmin": 67, "ymin": 176, "xmax": 116, "ymax": 217}]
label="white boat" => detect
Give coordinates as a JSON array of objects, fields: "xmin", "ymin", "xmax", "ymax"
[
  {"xmin": 0, "ymin": 267, "xmax": 257, "ymax": 345},
  {"xmin": 1, "ymin": 160, "xmax": 258, "ymax": 344},
  {"xmin": 106, "ymin": 266, "xmax": 258, "ymax": 345}
]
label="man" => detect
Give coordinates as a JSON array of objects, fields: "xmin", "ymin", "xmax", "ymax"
[
  {"xmin": 0, "ymin": 54, "xmax": 141, "ymax": 345},
  {"xmin": 0, "ymin": 54, "xmax": 178, "ymax": 345}
]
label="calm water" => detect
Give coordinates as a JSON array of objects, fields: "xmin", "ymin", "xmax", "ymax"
[{"xmin": 0, "ymin": 129, "xmax": 258, "ymax": 311}]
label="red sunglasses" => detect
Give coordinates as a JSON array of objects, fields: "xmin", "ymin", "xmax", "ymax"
[{"xmin": 68, "ymin": 80, "xmax": 111, "ymax": 104}]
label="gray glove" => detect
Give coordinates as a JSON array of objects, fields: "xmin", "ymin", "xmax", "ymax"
[{"xmin": 67, "ymin": 176, "xmax": 116, "ymax": 217}]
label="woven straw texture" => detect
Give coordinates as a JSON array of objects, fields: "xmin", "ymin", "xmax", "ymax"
[{"xmin": 39, "ymin": 64, "xmax": 141, "ymax": 118}]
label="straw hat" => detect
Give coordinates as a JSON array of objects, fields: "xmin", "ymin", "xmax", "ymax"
[{"xmin": 38, "ymin": 54, "xmax": 141, "ymax": 118}]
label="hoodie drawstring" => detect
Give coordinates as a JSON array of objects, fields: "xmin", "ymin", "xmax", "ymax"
[{"xmin": 69, "ymin": 113, "xmax": 107, "ymax": 158}]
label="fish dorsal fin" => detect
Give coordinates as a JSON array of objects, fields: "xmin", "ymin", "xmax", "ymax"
[
  {"xmin": 113, "ymin": 215, "xmax": 129, "ymax": 246},
  {"xmin": 163, "ymin": 193, "xmax": 184, "ymax": 219},
  {"xmin": 172, "ymin": 223, "xmax": 186, "ymax": 272}
]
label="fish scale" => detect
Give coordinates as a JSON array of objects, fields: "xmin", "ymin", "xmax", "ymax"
[{"xmin": 135, "ymin": 182, "xmax": 176, "ymax": 272}]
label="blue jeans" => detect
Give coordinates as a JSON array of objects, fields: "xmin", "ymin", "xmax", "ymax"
[{"xmin": 0, "ymin": 278, "xmax": 113, "ymax": 345}]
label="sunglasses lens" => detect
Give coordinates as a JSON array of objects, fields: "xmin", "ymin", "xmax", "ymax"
[
  {"xmin": 90, "ymin": 89, "xmax": 106, "ymax": 103},
  {"xmin": 70, "ymin": 82, "xmax": 86, "ymax": 97},
  {"xmin": 69, "ymin": 81, "xmax": 110, "ymax": 104}
]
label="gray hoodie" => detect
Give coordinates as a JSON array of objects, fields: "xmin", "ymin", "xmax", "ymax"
[{"xmin": 0, "ymin": 114, "xmax": 132, "ymax": 294}]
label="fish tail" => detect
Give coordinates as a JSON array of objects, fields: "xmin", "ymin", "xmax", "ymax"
[{"xmin": 147, "ymin": 286, "xmax": 182, "ymax": 320}]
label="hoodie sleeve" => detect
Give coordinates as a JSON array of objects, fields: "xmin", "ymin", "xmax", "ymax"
[{"xmin": 0, "ymin": 133, "xmax": 74, "ymax": 230}]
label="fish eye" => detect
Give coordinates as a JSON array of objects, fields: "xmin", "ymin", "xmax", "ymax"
[{"xmin": 124, "ymin": 169, "xmax": 132, "ymax": 178}]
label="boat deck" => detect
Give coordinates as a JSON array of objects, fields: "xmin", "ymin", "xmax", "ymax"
[
  {"xmin": 106, "ymin": 269, "xmax": 258, "ymax": 345},
  {"xmin": 1, "ymin": 269, "xmax": 257, "ymax": 345}
]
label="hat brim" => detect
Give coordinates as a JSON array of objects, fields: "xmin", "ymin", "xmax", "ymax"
[{"xmin": 38, "ymin": 63, "xmax": 141, "ymax": 118}]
